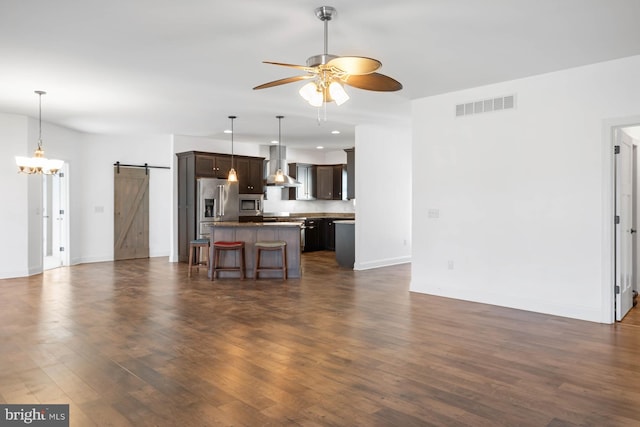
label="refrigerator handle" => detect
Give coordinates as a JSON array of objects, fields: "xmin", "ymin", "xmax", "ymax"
[{"xmin": 218, "ymin": 185, "xmax": 224, "ymax": 217}]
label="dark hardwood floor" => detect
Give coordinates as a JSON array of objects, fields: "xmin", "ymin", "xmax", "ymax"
[{"xmin": 1, "ymin": 251, "xmax": 640, "ymax": 426}]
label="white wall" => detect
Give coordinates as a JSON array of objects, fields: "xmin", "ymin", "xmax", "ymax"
[
  {"xmin": 354, "ymin": 123, "xmax": 412, "ymax": 270},
  {"xmin": 411, "ymin": 54, "xmax": 640, "ymax": 323},
  {"xmin": 26, "ymin": 117, "xmax": 46, "ymax": 275},
  {"xmin": 173, "ymin": 134, "xmax": 267, "ymax": 158},
  {"xmin": 0, "ymin": 114, "xmax": 30, "ymax": 278}
]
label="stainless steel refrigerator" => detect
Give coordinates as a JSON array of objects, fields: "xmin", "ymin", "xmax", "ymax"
[{"xmin": 197, "ymin": 178, "xmax": 239, "ymax": 238}]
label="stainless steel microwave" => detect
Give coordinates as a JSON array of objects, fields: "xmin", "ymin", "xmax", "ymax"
[{"xmin": 238, "ymin": 194, "xmax": 263, "ymax": 216}]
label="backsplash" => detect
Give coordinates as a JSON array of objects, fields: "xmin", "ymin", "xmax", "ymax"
[{"xmin": 263, "ymin": 186, "xmax": 355, "ymax": 214}]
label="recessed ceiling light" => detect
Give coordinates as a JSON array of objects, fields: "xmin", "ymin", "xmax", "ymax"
[
  {"xmin": 316, "ymin": 146, "xmax": 324, "ymax": 150},
  {"xmin": 331, "ymin": 130, "xmax": 340, "ymax": 134},
  {"xmin": 224, "ymin": 129, "xmax": 232, "ymax": 134},
  {"xmin": 271, "ymin": 140, "xmax": 279, "ymax": 144}
]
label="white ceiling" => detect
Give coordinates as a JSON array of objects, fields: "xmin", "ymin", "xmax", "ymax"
[{"xmin": 1, "ymin": 0, "xmax": 640, "ymax": 149}]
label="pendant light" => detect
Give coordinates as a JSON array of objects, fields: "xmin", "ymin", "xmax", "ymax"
[
  {"xmin": 227, "ymin": 115, "xmax": 238, "ymax": 182},
  {"xmin": 15, "ymin": 90, "xmax": 64, "ymax": 175},
  {"xmin": 265, "ymin": 115, "xmax": 301, "ymax": 187}
]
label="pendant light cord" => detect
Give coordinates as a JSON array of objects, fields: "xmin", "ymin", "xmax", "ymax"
[
  {"xmin": 36, "ymin": 90, "xmax": 45, "ymax": 150},
  {"xmin": 231, "ymin": 117, "xmax": 234, "ymax": 167},
  {"xmin": 277, "ymin": 115, "xmax": 284, "ymax": 171},
  {"xmin": 229, "ymin": 115, "xmax": 236, "ymax": 168}
]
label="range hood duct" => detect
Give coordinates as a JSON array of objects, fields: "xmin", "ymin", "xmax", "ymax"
[{"xmin": 266, "ymin": 145, "xmax": 301, "ymax": 187}]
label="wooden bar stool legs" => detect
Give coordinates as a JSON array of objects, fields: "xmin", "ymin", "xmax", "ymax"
[
  {"xmin": 254, "ymin": 241, "xmax": 287, "ymax": 280},
  {"xmin": 188, "ymin": 239, "xmax": 210, "ymax": 277},
  {"xmin": 211, "ymin": 241, "xmax": 246, "ymax": 280}
]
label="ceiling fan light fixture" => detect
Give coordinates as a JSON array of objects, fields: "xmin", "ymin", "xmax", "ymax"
[
  {"xmin": 309, "ymin": 89, "xmax": 324, "ymax": 107},
  {"xmin": 329, "ymin": 81, "xmax": 349, "ymax": 105},
  {"xmin": 299, "ymin": 82, "xmax": 317, "ymax": 101}
]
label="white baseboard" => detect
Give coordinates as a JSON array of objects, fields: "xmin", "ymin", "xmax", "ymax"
[
  {"xmin": 410, "ymin": 281, "xmax": 606, "ymax": 324},
  {"xmin": 354, "ymin": 256, "xmax": 411, "ymax": 271}
]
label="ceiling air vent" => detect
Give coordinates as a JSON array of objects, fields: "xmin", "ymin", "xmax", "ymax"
[{"xmin": 455, "ymin": 94, "xmax": 516, "ymax": 117}]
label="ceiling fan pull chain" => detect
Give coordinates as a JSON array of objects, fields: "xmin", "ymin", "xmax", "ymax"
[{"xmin": 323, "ymin": 100, "xmax": 327, "ymax": 122}]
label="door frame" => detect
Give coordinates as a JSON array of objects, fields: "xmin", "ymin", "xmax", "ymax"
[
  {"xmin": 43, "ymin": 162, "xmax": 70, "ymax": 269},
  {"xmin": 603, "ymin": 116, "xmax": 640, "ymax": 323},
  {"xmin": 614, "ymin": 129, "xmax": 635, "ymax": 320}
]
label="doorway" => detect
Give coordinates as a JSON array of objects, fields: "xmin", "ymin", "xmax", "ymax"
[
  {"xmin": 614, "ymin": 126, "xmax": 640, "ymax": 321},
  {"xmin": 43, "ymin": 163, "xmax": 69, "ymax": 270}
]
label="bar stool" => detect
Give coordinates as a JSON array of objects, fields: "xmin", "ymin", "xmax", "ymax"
[
  {"xmin": 188, "ymin": 238, "xmax": 210, "ymax": 277},
  {"xmin": 211, "ymin": 241, "xmax": 246, "ymax": 280},
  {"xmin": 254, "ymin": 241, "xmax": 287, "ymax": 280}
]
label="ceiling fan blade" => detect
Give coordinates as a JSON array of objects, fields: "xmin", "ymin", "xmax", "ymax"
[
  {"xmin": 327, "ymin": 56, "xmax": 381, "ymax": 75},
  {"xmin": 253, "ymin": 75, "xmax": 315, "ymax": 90},
  {"xmin": 263, "ymin": 61, "xmax": 316, "ymax": 73},
  {"xmin": 344, "ymin": 72, "xmax": 403, "ymax": 91}
]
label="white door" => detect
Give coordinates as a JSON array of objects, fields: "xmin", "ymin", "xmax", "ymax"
[
  {"xmin": 615, "ymin": 130, "xmax": 634, "ymax": 321},
  {"xmin": 43, "ymin": 165, "xmax": 69, "ymax": 270}
]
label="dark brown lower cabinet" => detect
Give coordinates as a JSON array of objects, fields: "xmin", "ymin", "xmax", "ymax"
[
  {"xmin": 322, "ymin": 218, "xmax": 336, "ymax": 251},
  {"xmin": 303, "ymin": 219, "xmax": 322, "ymax": 252},
  {"xmin": 302, "ymin": 218, "xmax": 342, "ymax": 252}
]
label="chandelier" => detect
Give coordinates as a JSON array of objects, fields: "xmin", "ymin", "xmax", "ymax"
[{"xmin": 15, "ymin": 90, "xmax": 63, "ymax": 175}]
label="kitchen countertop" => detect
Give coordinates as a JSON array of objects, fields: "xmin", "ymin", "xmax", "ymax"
[
  {"xmin": 264, "ymin": 212, "xmax": 355, "ymax": 220},
  {"xmin": 210, "ymin": 221, "xmax": 302, "ymax": 227},
  {"xmin": 292, "ymin": 213, "xmax": 355, "ymax": 219}
]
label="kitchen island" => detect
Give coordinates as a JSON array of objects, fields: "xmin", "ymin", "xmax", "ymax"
[
  {"xmin": 208, "ymin": 222, "xmax": 302, "ymax": 279},
  {"xmin": 334, "ymin": 220, "xmax": 355, "ymax": 268}
]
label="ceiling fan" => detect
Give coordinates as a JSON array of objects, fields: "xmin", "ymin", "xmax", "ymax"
[{"xmin": 253, "ymin": 6, "xmax": 403, "ymax": 107}]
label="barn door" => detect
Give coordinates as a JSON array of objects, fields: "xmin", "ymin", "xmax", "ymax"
[{"xmin": 114, "ymin": 167, "xmax": 149, "ymax": 260}]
